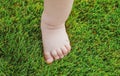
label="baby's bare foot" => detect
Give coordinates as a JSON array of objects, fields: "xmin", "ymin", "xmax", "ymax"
[{"xmin": 41, "ymin": 21, "xmax": 71, "ymax": 64}]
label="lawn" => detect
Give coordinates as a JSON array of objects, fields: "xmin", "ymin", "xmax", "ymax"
[{"xmin": 0, "ymin": 0, "xmax": 120, "ymax": 76}]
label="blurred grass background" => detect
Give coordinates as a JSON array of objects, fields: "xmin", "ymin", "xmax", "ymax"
[{"xmin": 0, "ymin": 0, "xmax": 120, "ymax": 76}]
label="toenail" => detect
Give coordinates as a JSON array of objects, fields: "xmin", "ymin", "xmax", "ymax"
[
  {"xmin": 55, "ymin": 57, "xmax": 59, "ymax": 60},
  {"xmin": 55, "ymin": 58, "xmax": 59, "ymax": 60},
  {"xmin": 64, "ymin": 53, "xmax": 67, "ymax": 56},
  {"xmin": 61, "ymin": 56, "xmax": 64, "ymax": 58},
  {"xmin": 46, "ymin": 59, "xmax": 53, "ymax": 63}
]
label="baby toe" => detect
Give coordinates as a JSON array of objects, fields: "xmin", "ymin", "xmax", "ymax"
[
  {"xmin": 65, "ymin": 44, "xmax": 71, "ymax": 52},
  {"xmin": 61, "ymin": 46, "xmax": 68, "ymax": 56}
]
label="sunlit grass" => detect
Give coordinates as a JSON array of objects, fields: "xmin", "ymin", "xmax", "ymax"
[{"xmin": 0, "ymin": 0, "xmax": 120, "ymax": 76}]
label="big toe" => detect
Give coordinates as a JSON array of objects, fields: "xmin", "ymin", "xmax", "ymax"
[
  {"xmin": 46, "ymin": 58, "xmax": 53, "ymax": 64},
  {"xmin": 44, "ymin": 52, "xmax": 54, "ymax": 64}
]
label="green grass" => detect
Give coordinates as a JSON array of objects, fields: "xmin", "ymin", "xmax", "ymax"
[{"xmin": 0, "ymin": 0, "xmax": 120, "ymax": 76}]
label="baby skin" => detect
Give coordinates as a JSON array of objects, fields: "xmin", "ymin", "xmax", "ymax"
[
  {"xmin": 41, "ymin": 21, "xmax": 71, "ymax": 64},
  {"xmin": 41, "ymin": 0, "xmax": 74, "ymax": 64}
]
